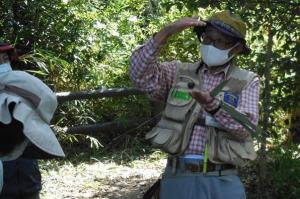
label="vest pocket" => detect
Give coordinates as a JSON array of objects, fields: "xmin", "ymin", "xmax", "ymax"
[
  {"xmin": 164, "ymin": 88, "xmax": 195, "ymax": 122},
  {"xmin": 145, "ymin": 119, "xmax": 183, "ymax": 154},
  {"xmin": 207, "ymin": 128, "xmax": 257, "ymax": 166}
]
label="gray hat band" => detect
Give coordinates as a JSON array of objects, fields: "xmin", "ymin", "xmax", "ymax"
[{"xmin": 0, "ymin": 84, "xmax": 41, "ymax": 109}]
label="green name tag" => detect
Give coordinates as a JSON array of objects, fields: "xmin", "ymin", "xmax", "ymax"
[{"xmin": 171, "ymin": 90, "xmax": 192, "ymax": 101}]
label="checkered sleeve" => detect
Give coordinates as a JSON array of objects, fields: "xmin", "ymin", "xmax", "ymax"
[
  {"xmin": 129, "ymin": 38, "xmax": 177, "ymax": 101},
  {"xmin": 213, "ymin": 77, "xmax": 260, "ymax": 139}
]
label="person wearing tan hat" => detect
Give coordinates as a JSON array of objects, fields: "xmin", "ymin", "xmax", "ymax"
[
  {"xmin": 130, "ymin": 11, "xmax": 260, "ymax": 199},
  {"xmin": 0, "ymin": 42, "xmax": 65, "ymax": 198}
]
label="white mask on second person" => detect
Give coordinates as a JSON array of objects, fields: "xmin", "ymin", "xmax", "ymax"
[
  {"xmin": 200, "ymin": 43, "xmax": 238, "ymax": 67},
  {"xmin": 0, "ymin": 62, "xmax": 12, "ymax": 74}
]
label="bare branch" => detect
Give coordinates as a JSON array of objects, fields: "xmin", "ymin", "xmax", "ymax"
[
  {"xmin": 56, "ymin": 88, "xmax": 145, "ymax": 104},
  {"xmin": 63, "ymin": 117, "xmax": 152, "ymax": 135}
]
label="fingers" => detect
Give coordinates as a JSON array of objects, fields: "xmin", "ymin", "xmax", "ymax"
[
  {"xmin": 176, "ymin": 17, "xmax": 206, "ymax": 28},
  {"xmin": 162, "ymin": 16, "xmax": 206, "ymax": 39},
  {"xmin": 198, "ymin": 20, "xmax": 207, "ymax": 26},
  {"xmin": 190, "ymin": 91, "xmax": 213, "ymax": 104},
  {"xmin": 190, "ymin": 16, "xmax": 207, "ymax": 27},
  {"xmin": 190, "ymin": 90, "xmax": 204, "ymax": 101}
]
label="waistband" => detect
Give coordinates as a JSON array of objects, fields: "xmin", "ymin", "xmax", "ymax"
[{"xmin": 167, "ymin": 157, "xmax": 236, "ymax": 176}]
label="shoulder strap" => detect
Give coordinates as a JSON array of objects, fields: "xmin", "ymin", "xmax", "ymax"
[
  {"xmin": 174, "ymin": 61, "xmax": 203, "ymax": 90},
  {"xmin": 224, "ymin": 65, "xmax": 258, "ymax": 94},
  {"xmin": 176, "ymin": 61, "xmax": 202, "ymax": 74}
]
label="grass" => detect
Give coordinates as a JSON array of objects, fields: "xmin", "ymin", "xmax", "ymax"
[{"xmin": 39, "ymin": 137, "xmax": 167, "ymax": 199}]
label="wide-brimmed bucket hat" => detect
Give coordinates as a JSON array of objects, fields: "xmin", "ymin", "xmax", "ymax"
[
  {"xmin": 194, "ymin": 10, "xmax": 251, "ymax": 55},
  {"xmin": 0, "ymin": 66, "xmax": 65, "ymax": 161}
]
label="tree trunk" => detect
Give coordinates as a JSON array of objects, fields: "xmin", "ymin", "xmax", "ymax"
[
  {"xmin": 259, "ymin": 25, "xmax": 273, "ymax": 199},
  {"xmin": 289, "ymin": 72, "xmax": 300, "ymax": 143}
]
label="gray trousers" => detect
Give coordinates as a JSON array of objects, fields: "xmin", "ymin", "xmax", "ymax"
[{"xmin": 160, "ymin": 166, "xmax": 246, "ymax": 199}]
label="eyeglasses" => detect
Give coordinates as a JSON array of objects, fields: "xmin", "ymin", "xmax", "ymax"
[{"xmin": 201, "ymin": 33, "xmax": 236, "ymax": 49}]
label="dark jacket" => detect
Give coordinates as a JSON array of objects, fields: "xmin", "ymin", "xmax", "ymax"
[{"xmin": 0, "ymin": 158, "xmax": 41, "ymax": 198}]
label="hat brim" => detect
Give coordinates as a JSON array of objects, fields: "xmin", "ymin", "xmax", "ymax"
[
  {"xmin": 194, "ymin": 22, "xmax": 251, "ymax": 55},
  {"xmin": 0, "ymin": 95, "xmax": 65, "ymax": 159},
  {"xmin": 13, "ymin": 101, "xmax": 65, "ymax": 158}
]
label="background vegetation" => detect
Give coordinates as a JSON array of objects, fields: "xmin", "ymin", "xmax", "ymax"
[{"xmin": 0, "ymin": 0, "xmax": 299, "ymax": 198}]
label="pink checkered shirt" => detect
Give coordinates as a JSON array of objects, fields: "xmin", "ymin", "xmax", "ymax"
[{"xmin": 129, "ymin": 38, "xmax": 260, "ymax": 155}]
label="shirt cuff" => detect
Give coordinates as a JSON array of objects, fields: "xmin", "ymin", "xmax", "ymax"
[
  {"xmin": 149, "ymin": 36, "xmax": 164, "ymax": 50},
  {"xmin": 204, "ymin": 98, "xmax": 221, "ymax": 113}
]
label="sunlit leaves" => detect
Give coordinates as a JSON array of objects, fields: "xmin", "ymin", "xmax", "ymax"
[{"xmin": 0, "ymin": 0, "xmax": 299, "ymax": 149}]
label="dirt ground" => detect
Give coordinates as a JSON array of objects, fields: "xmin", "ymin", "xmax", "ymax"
[{"xmin": 40, "ymin": 158, "xmax": 166, "ymax": 199}]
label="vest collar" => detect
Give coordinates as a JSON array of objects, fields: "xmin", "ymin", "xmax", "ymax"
[{"xmin": 202, "ymin": 63, "xmax": 231, "ymax": 76}]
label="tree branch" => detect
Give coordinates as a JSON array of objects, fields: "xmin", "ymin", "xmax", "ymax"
[
  {"xmin": 56, "ymin": 87, "xmax": 145, "ymax": 104},
  {"xmin": 62, "ymin": 117, "xmax": 153, "ymax": 135}
]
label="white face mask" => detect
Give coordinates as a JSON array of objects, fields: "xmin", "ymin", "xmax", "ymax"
[
  {"xmin": 200, "ymin": 44, "xmax": 238, "ymax": 67},
  {"xmin": 0, "ymin": 62, "xmax": 12, "ymax": 74}
]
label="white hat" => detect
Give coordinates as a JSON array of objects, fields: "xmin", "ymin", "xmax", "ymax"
[{"xmin": 0, "ymin": 63, "xmax": 65, "ymax": 161}]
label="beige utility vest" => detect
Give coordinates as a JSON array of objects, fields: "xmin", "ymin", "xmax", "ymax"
[{"xmin": 146, "ymin": 61, "xmax": 258, "ymax": 166}]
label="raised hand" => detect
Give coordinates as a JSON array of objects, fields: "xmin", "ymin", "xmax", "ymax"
[{"xmin": 154, "ymin": 17, "xmax": 207, "ymax": 45}]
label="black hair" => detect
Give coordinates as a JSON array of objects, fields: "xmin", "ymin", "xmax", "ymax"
[{"xmin": 0, "ymin": 103, "xmax": 25, "ymax": 155}]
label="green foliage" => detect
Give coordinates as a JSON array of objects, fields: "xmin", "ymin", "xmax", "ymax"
[
  {"xmin": 0, "ymin": 1, "xmax": 299, "ymax": 195},
  {"xmin": 240, "ymin": 143, "xmax": 300, "ymax": 199},
  {"xmin": 0, "ymin": 0, "xmax": 298, "ymax": 141},
  {"xmin": 268, "ymin": 144, "xmax": 300, "ymax": 199},
  {"xmin": 0, "ymin": 0, "xmax": 298, "ymax": 152}
]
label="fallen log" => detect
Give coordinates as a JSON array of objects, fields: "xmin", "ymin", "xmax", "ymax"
[
  {"xmin": 61, "ymin": 117, "xmax": 153, "ymax": 135},
  {"xmin": 56, "ymin": 88, "xmax": 145, "ymax": 104}
]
